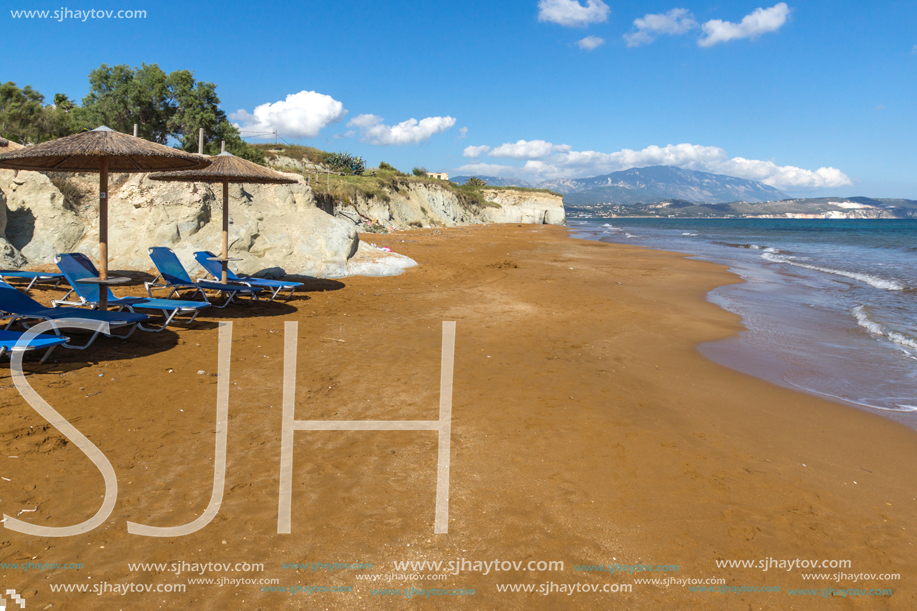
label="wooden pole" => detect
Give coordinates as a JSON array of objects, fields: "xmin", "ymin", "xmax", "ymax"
[
  {"xmin": 222, "ymin": 178, "xmax": 229, "ymax": 283},
  {"xmin": 98, "ymin": 156, "xmax": 109, "ymax": 310},
  {"xmin": 198, "ymin": 128, "xmax": 204, "ymax": 155}
]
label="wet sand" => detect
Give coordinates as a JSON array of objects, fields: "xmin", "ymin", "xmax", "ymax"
[{"xmin": 1, "ymin": 224, "xmax": 915, "ymax": 610}]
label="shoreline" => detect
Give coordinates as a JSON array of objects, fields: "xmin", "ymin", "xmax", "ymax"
[
  {"xmin": 1, "ymin": 223, "xmax": 915, "ymax": 609},
  {"xmin": 568, "ymin": 217, "xmax": 917, "ymax": 429}
]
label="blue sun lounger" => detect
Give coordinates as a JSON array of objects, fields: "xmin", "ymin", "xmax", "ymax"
[
  {"xmin": 0, "ymin": 271, "xmax": 65, "ymax": 291},
  {"xmin": 147, "ymin": 247, "xmax": 262, "ymax": 308},
  {"xmin": 0, "ymin": 329, "xmax": 69, "ymax": 363},
  {"xmin": 193, "ymin": 251, "xmax": 302, "ymax": 301},
  {"xmin": 0, "ymin": 280, "xmax": 147, "ymax": 348},
  {"xmin": 54, "ymin": 253, "xmax": 210, "ymax": 332}
]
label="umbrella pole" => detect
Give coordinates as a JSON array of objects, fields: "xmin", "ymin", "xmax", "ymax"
[
  {"xmin": 98, "ymin": 156, "xmax": 109, "ymax": 310},
  {"xmin": 222, "ymin": 179, "xmax": 229, "ymax": 283}
]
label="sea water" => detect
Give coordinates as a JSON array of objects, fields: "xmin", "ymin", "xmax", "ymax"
[{"xmin": 568, "ymin": 218, "xmax": 917, "ymax": 427}]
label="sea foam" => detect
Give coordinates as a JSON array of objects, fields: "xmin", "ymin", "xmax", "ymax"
[
  {"xmin": 853, "ymin": 306, "xmax": 917, "ymax": 352},
  {"xmin": 761, "ymin": 253, "xmax": 906, "ymax": 291}
]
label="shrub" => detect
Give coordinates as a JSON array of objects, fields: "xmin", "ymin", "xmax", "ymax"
[
  {"xmin": 412, "ymin": 166, "xmax": 428, "ymax": 177},
  {"xmin": 364, "ymin": 222, "xmax": 388, "ymax": 234},
  {"xmin": 254, "ymin": 144, "xmax": 328, "ymax": 166},
  {"xmin": 466, "ymin": 176, "xmax": 486, "ymax": 187},
  {"xmin": 324, "ymin": 151, "xmax": 365, "ymax": 175}
]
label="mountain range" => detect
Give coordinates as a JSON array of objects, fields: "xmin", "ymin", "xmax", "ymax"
[{"xmin": 452, "ymin": 166, "xmax": 788, "ymax": 205}]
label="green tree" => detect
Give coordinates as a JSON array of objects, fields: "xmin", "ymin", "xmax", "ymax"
[
  {"xmin": 412, "ymin": 166, "xmax": 428, "ymax": 177},
  {"xmin": 78, "ymin": 63, "xmax": 263, "ymax": 163},
  {"xmin": 77, "ymin": 63, "xmax": 172, "ymax": 141},
  {"xmin": 53, "ymin": 93, "xmax": 75, "ymax": 112},
  {"xmin": 466, "ymin": 176, "xmax": 486, "ymax": 186},
  {"xmin": 0, "ymin": 82, "xmax": 73, "ymax": 143},
  {"xmin": 0, "ymin": 82, "xmax": 44, "ymax": 143}
]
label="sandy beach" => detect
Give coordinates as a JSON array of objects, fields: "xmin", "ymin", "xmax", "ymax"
[{"xmin": 1, "ymin": 224, "xmax": 915, "ymax": 610}]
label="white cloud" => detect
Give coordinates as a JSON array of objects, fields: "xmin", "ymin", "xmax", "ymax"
[
  {"xmin": 538, "ymin": 0, "xmax": 610, "ymax": 27},
  {"xmin": 458, "ymin": 127, "xmax": 469, "ymax": 139},
  {"xmin": 576, "ymin": 35, "xmax": 606, "ymax": 50},
  {"xmin": 715, "ymin": 157, "xmax": 851, "ymax": 190},
  {"xmin": 463, "ymin": 145, "xmax": 491, "ymax": 158},
  {"xmin": 454, "ymin": 141, "xmax": 851, "ymax": 191},
  {"xmin": 230, "ymin": 91, "xmax": 346, "ymax": 139},
  {"xmin": 490, "ymin": 139, "xmax": 572, "ymax": 159},
  {"xmin": 624, "ymin": 8, "xmax": 697, "ymax": 47},
  {"xmin": 699, "ymin": 3, "xmax": 790, "ymax": 48},
  {"xmin": 346, "ymin": 114, "xmax": 456, "ymax": 145},
  {"xmin": 456, "ymin": 162, "xmax": 524, "ymax": 178},
  {"xmin": 911, "ymin": 45, "xmax": 917, "ymax": 55}
]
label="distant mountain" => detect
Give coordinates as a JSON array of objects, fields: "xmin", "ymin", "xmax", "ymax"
[
  {"xmin": 451, "ymin": 175, "xmax": 537, "ymax": 188},
  {"xmin": 454, "ymin": 166, "xmax": 787, "ymax": 205},
  {"xmin": 548, "ymin": 166, "xmax": 788, "ymax": 205},
  {"xmin": 564, "ymin": 197, "xmax": 917, "ymax": 220}
]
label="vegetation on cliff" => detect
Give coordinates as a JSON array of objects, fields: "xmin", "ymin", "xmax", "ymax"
[{"xmin": 254, "ymin": 143, "xmax": 559, "ymax": 212}]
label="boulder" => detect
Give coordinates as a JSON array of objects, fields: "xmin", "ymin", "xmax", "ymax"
[{"xmin": 0, "ymin": 169, "xmax": 79, "ymax": 267}]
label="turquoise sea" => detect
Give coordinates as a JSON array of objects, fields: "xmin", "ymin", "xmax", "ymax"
[{"xmin": 569, "ymin": 218, "xmax": 917, "ymax": 426}]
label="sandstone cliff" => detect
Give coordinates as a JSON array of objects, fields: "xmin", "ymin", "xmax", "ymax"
[
  {"xmin": 332, "ymin": 182, "xmax": 566, "ymax": 231},
  {"xmin": 0, "ymin": 168, "xmax": 566, "ymax": 278}
]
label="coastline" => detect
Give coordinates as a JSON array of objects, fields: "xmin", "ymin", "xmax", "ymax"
[
  {"xmin": 570, "ymin": 217, "xmax": 917, "ymax": 425},
  {"xmin": 1, "ymin": 223, "xmax": 915, "ymax": 609}
]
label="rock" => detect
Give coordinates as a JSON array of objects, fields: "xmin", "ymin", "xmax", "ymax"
[
  {"xmin": 251, "ymin": 266, "xmax": 286, "ymax": 280},
  {"xmin": 0, "ymin": 170, "xmax": 80, "ymax": 267},
  {"xmin": 479, "ymin": 189, "xmax": 566, "ymax": 225},
  {"xmin": 346, "ymin": 242, "xmax": 418, "ymax": 277},
  {"xmin": 3, "ymin": 171, "xmax": 360, "ymax": 279},
  {"xmin": 0, "ymin": 166, "xmax": 566, "ymax": 277},
  {"xmin": 331, "ymin": 182, "xmax": 566, "ymax": 231}
]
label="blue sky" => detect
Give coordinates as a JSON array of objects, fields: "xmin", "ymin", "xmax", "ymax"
[{"xmin": 4, "ymin": 0, "xmax": 916, "ymax": 197}]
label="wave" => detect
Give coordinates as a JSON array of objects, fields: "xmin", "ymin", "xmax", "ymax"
[
  {"xmin": 681, "ymin": 232, "xmax": 698, "ymax": 236},
  {"xmin": 761, "ymin": 253, "xmax": 906, "ymax": 291},
  {"xmin": 787, "ymin": 382, "xmax": 917, "ymax": 412},
  {"xmin": 714, "ymin": 241, "xmax": 767, "ymax": 250},
  {"xmin": 853, "ymin": 305, "xmax": 917, "ymax": 352},
  {"xmin": 624, "ymin": 232, "xmax": 637, "ymax": 239}
]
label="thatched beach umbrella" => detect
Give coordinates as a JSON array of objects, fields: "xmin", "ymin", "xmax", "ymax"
[
  {"xmin": 0, "ymin": 126, "xmax": 210, "ymax": 308},
  {"xmin": 149, "ymin": 152, "xmax": 296, "ymax": 282}
]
